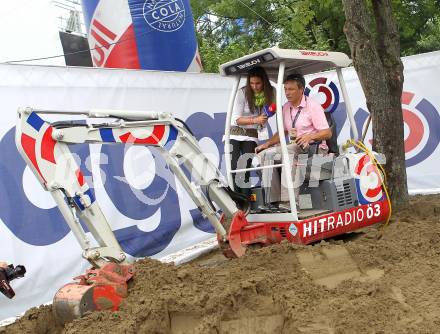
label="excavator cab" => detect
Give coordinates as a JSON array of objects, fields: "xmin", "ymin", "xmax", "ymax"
[{"xmin": 219, "ymin": 47, "xmax": 390, "ymax": 245}]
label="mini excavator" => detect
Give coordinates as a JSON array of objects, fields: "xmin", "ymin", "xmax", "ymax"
[{"xmin": 15, "ymin": 47, "xmax": 390, "ymax": 323}]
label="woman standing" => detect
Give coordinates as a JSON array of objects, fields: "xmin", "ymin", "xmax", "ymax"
[{"xmin": 230, "ymin": 66, "xmax": 274, "ymax": 195}]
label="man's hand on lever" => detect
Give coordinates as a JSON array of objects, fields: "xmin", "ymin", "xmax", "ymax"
[{"xmin": 295, "ymin": 133, "xmax": 315, "ymax": 149}]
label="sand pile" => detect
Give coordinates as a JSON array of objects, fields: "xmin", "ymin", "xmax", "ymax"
[{"xmin": 3, "ymin": 195, "xmax": 440, "ymax": 334}]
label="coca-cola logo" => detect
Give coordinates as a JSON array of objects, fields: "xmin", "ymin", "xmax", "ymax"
[{"xmin": 143, "ymin": 0, "xmax": 186, "ymax": 32}]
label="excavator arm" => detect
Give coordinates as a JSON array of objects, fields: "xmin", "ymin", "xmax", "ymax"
[{"xmin": 15, "ymin": 107, "xmax": 247, "ymax": 323}]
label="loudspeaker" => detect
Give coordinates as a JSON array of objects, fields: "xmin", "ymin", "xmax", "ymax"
[{"xmin": 59, "ymin": 31, "xmax": 93, "ymax": 67}]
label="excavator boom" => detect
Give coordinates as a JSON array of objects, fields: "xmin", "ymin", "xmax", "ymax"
[{"xmin": 16, "ymin": 107, "xmax": 246, "ymax": 323}]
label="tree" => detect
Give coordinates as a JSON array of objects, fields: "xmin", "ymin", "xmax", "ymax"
[
  {"xmin": 190, "ymin": 0, "xmax": 349, "ymax": 72},
  {"xmin": 191, "ymin": 0, "xmax": 440, "ymax": 72},
  {"xmin": 342, "ymin": 0, "xmax": 408, "ymax": 208}
]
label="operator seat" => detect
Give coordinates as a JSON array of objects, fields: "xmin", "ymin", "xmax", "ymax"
[
  {"xmin": 303, "ymin": 111, "xmax": 338, "ymax": 182},
  {"xmin": 325, "ymin": 112, "xmax": 338, "ymax": 155}
]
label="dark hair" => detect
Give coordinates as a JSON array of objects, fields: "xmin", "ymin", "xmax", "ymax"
[
  {"xmin": 284, "ymin": 73, "xmax": 306, "ymax": 90},
  {"xmin": 245, "ymin": 66, "xmax": 274, "ymax": 113}
]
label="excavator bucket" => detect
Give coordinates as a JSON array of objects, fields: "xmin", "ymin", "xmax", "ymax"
[
  {"xmin": 217, "ymin": 212, "xmax": 249, "ymax": 258},
  {"xmin": 53, "ymin": 263, "xmax": 134, "ymax": 324}
]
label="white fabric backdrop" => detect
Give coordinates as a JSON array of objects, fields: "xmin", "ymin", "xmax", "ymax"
[
  {"xmin": 0, "ymin": 64, "xmax": 234, "ymax": 320},
  {"xmin": 1, "ymin": 50, "xmax": 440, "ymax": 320}
]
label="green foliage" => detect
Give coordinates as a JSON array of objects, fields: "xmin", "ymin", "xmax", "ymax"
[
  {"xmin": 190, "ymin": 0, "xmax": 440, "ymax": 72},
  {"xmin": 391, "ymin": 0, "xmax": 440, "ymax": 55},
  {"xmin": 190, "ymin": 0, "xmax": 348, "ymax": 72},
  {"xmin": 417, "ymin": 17, "xmax": 440, "ymax": 52}
]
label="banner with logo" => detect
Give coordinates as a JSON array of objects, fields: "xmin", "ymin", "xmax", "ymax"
[
  {"xmin": 1, "ymin": 50, "xmax": 440, "ymax": 320},
  {"xmin": 0, "ymin": 64, "xmax": 231, "ymax": 320},
  {"xmin": 303, "ymin": 51, "xmax": 440, "ymax": 193},
  {"xmin": 81, "ymin": 0, "xmax": 202, "ymax": 71}
]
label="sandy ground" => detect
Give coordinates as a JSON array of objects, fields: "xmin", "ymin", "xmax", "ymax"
[{"xmin": 2, "ymin": 195, "xmax": 440, "ymax": 334}]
